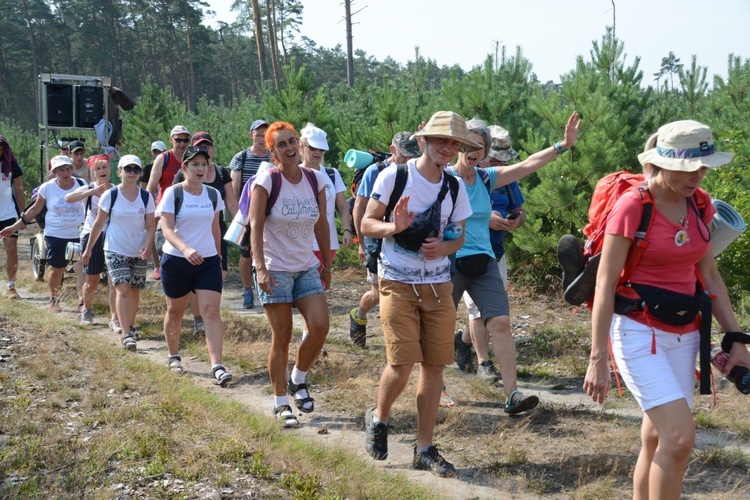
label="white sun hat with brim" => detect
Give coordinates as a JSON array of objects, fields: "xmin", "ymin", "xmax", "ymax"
[
  {"xmin": 50, "ymin": 155, "xmax": 74, "ymax": 171},
  {"xmin": 412, "ymin": 111, "xmax": 482, "ymax": 153},
  {"xmin": 637, "ymin": 120, "xmax": 734, "ymax": 172}
]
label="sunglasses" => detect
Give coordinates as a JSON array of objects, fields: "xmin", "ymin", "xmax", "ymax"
[
  {"xmin": 122, "ymin": 165, "xmax": 142, "ymax": 174},
  {"xmin": 173, "ymin": 138, "xmax": 190, "ymax": 144}
]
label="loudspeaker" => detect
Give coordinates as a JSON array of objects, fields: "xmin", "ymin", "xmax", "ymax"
[
  {"xmin": 46, "ymin": 83, "xmax": 73, "ymax": 127},
  {"xmin": 75, "ymin": 85, "xmax": 103, "ymax": 128}
]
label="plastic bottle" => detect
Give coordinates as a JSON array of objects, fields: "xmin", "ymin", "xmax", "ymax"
[
  {"xmin": 711, "ymin": 346, "xmax": 750, "ymax": 395},
  {"xmin": 443, "ymin": 222, "xmax": 463, "ymax": 241}
]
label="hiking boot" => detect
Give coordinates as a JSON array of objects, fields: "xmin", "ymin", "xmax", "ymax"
[
  {"xmin": 243, "ymin": 288, "xmax": 255, "ymax": 309},
  {"xmin": 557, "ymin": 234, "xmax": 585, "ymax": 290},
  {"xmin": 477, "ymin": 360, "xmax": 500, "ymax": 382},
  {"xmin": 6, "ymin": 286, "xmax": 20, "ymax": 300},
  {"xmin": 564, "ymin": 253, "xmax": 601, "ymax": 306},
  {"xmin": 349, "ymin": 307, "xmax": 367, "ymax": 348},
  {"xmin": 109, "ymin": 318, "xmax": 122, "ymax": 334},
  {"xmin": 413, "ymin": 445, "xmax": 457, "ymax": 478},
  {"xmin": 152, "ymin": 268, "xmax": 161, "ymax": 280},
  {"xmin": 364, "ymin": 407, "xmax": 388, "ymax": 460},
  {"xmin": 80, "ymin": 308, "xmax": 94, "ymax": 326},
  {"xmin": 454, "ymin": 330, "xmax": 474, "ymax": 373},
  {"xmin": 193, "ymin": 317, "xmax": 205, "ymax": 335}
]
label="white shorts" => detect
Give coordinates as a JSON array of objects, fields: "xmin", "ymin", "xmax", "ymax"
[
  {"xmin": 465, "ymin": 255, "xmax": 507, "ymax": 321},
  {"xmin": 610, "ymin": 314, "xmax": 699, "ymax": 411}
]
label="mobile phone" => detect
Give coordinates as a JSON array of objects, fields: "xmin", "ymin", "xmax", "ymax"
[{"xmin": 507, "ymin": 211, "xmax": 522, "ymax": 220}]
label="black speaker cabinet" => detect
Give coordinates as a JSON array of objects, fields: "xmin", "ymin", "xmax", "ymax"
[
  {"xmin": 46, "ymin": 83, "xmax": 73, "ymax": 126},
  {"xmin": 76, "ymin": 85, "xmax": 103, "ymax": 128}
]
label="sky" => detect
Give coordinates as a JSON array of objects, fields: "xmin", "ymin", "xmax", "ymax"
[{"xmin": 203, "ymin": 0, "xmax": 750, "ymax": 87}]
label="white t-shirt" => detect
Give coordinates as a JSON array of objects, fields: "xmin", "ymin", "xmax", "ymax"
[
  {"xmin": 156, "ymin": 185, "xmax": 225, "ymax": 258},
  {"xmin": 312, "ymin": 167, "xmax": 346, "ymax": 252},
  {"xmin": 99, "ymin": 187, "xmax": 156, "ymax": 258},
  {"xmin": 254, "ymin": 168, "xmax": 327, "ymax": 272},
  {"xmin": 38, "ymin": 179, "xmax": 85, "ymax": 239},
  {"xmin": 72, "ymin": 183, "xmax": 100, "ymax": 236},
  {"xmin": 370, "ymin": 160, "xmax": 472, "ymax": 284}
]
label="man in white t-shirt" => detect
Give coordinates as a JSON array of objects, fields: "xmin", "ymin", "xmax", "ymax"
[
  {"xmin": 360, "ymin": 111, "xmax": 476, "ymax": 477},
  {"xmin": 0, "ymin": 136, "xmax": 26, "ymax": 299}
]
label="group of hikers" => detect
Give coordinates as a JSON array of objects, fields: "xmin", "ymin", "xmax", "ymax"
[{"xmin": 1, "ymin": 112, "xmax": 749, "ymax": 496}]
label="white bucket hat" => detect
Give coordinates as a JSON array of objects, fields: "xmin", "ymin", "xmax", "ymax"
[{"xmin": 638, "ymin": 120, "xmax": 733, "ymax": 172}]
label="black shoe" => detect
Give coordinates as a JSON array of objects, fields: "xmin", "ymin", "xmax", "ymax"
[
  {"xmin": 557, "ymin": 234, "xmax": 585, "ymax": 290},
  {"xmin": 364, "ymin": 407, "xmax": 388, "ymax": 460},
  {"xmin": 476, "ymin": 360, "xmax": 501, "ymax": 382},
  {"xmin": 413, "ymin": 445, "xmax": 457, "ymax": 477},
  {"xmin": 349, "ymin": 307, "xmax": 367, "ymax": 348},
  {"xmin": 563, "ymin": 253, "xmax": 600, "ymax": 306},
  {"xmin": 454, "ymin": 330, "xmax": 474, "ymax": 373}
]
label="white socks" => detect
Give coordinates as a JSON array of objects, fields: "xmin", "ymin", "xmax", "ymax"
[{"xmin": 290, "ymin": 367, "xmax": 312, "ymax": 411}]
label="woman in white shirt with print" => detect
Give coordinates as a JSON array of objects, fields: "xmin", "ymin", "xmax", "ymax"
[
  {"xmin": 250, "ymin": 121, "xmax": 331, "ymax": 428},
  {"xmin": 156, "ymin": 146, "xmax": 232, "ymax": 387},
  {"xmin": 83, "ymin": 155, "xmax": 156, "ymax": 350}
]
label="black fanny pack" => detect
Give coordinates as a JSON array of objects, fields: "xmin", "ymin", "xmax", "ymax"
[
  {"xmin": 615, "ymin": 283, "xmax": 704, "ymax": 326},
  {"xmin": 455, "ymin": 253, "xmax": 492, "ymax": 278}
]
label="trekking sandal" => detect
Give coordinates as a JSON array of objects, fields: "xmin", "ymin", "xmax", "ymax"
[
  {"xmin": 273, "ymin": 404, "xmax": 299, "ymax": 428},
  {"xmin": 504, "ymin": 390, "xmax": 539, "ymax": 415},
  {"xmin": 168, "ymin": 355, "xmax": 183, "ymax": 374},
  {"xmin": 121, "ymin": 333, "xmax": 137, "ymax": 351},
  {"xmin": 212, "ymin": 365, "xmax": 233, "ymax": 387},
  {"xmin": 287, "ymin": 380, "xmax": 315, "ymax": 413}
]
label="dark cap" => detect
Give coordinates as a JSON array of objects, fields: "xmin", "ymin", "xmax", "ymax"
[
  {"xmin": 191, "ymin": 131, "xmax": 213, "ymax": 146},
  {"xmin": 68, "ymin": 140, "xmax": 85, "ymax": 153},
  {"xmin": 250, "ymin": 119, "xmax": 269, "ymax": 131},
  {"xmin": 182, "ymin": 145, "xmax": 211, "ymax": 164},
  {"xmin": 392, "ymin": 131, "xmax": 421, "ymax": 157}
]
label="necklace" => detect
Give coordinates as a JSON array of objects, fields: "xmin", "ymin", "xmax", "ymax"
[{"xmin": 675, "ymin": 212, "xmax": 689, "ymax": 247}]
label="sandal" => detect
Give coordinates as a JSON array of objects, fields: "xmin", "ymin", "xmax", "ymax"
[
  {"xmin": 504, "ymin": 390, "xmax": 539, "ymax": 415},
  {"xmin": 168, "ymin": 355, "xmax": 183, "ymax": 374},
  {"xmin": 273, "ymin": 404, "xmax": 299, "ymax": 428},
  {"xmin": 121, "ymin": 333, "xmax": 137, "ymax": 351},
  {"xmin": 287, "ymin": 379, "xmax": 315, "ymax": 413},
  {"xmin": 212, "ymin": 365, "xmax": 233, "ymax": 387},
  {"xmin": 440, "ymin": 384, "xmax": 456, "ymax": 408}
]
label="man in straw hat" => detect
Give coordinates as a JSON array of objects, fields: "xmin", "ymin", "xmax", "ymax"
[
  {"xmin": 360, "ymin": 111, "xmax": 476, "ymax": 477},
  {"xmin": 583, "ymin": 119, "xmax": 750, "ymax": 497}
]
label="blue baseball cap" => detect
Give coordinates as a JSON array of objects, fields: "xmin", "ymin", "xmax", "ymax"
[{"xmin": 250, "ymin": 119, "xmax": 269, "ymax": 131}]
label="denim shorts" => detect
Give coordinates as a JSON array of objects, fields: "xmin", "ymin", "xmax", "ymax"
[{"xmin": 255, "ymin": 266, "xmax": 324, "ymax": 305}]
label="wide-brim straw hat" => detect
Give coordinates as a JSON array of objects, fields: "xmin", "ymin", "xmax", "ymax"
[
  {"xmin": 638, "ymin": 120, "xmax": 733, "ymax": 172},
  {"xmin": 412, "ymin": 111, "xmax": 481, "ymax": 153}
]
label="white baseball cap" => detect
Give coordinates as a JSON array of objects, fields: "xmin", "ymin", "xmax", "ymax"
[{"xmin": 117, "ymin": 154, "xmax": 143, "ymax": 169}]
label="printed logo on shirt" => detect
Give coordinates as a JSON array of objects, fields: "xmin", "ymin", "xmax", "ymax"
[
  {"xmin": 183, "ymin": 202, "xmax": 214, "ymax": 210},
  {"xmin": 281, "ymin": 197, "xmax": 319, "ymax": 218},
  {"xmin": 138, "ymin": 207, "xmax": 145, "ymax": 215}
]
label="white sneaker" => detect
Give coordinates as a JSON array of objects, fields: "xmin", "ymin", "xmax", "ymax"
[{"xmin": 109, "ymin": 318, "xmax": 122, "ymax": 334}]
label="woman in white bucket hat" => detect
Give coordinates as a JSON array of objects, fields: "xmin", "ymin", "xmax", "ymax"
[{"xmin": 584, "ymin": 120, "xmax": 750, "ymax": 497}]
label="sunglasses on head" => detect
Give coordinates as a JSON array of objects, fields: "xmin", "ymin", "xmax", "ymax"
[
  {"xmin": 122, "ymin": 165, "xmax": 142, "ymax": 174},
  {"xmin": 173, "ymin": 137, "xmax": 190, "ymax": 144}
]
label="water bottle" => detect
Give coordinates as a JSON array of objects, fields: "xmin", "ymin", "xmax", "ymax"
[
  {"xmin": 443, "ymin": 222, "xmax": 463, "ymax": 241},
  {"xmin": 711, "ymin": 346, "xmax": 750, "ymax": 395}
]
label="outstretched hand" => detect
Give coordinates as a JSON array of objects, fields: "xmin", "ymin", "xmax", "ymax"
[
  {"xmin": 391, "ymin": 195, "xmax": 414, "ymax": 234},
  {"xmin": 560, "ymin": 111, "xmax": 581, "ymax": 149}
]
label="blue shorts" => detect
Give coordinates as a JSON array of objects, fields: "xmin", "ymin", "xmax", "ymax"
[
  {"xmin": 255, "ymin": 266, "xmax": 324, "ymax": 305},
  {"xmin": 160, "ymin": 253, "xmax": 222, "ymax": 298},
  {"xmin": 45, "ymin": 235, "xmax": 78, "ymax": 269},
  {"xmin": 81, "ymin": 232, "xmax": 106, "ymax": 275}
]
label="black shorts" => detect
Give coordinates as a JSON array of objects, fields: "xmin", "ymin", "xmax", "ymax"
[
  {"xmin": 81, "ymin": 232, "xmax": 106, "ymax": 275},
  {"xmin": 160, "ymin": 254, "xmax": 223, "ymax": 298},
  {"xmin": 0, "ymin": 218, "xmax": 18, "ymax": 238},
  {"xmin": 240, "ymin": 229, "xmax": 251, "ymax": 258},
  {"xmin": 45, "ymin": 235, "xmax": 78, "ymax": 269},
  {"xmin": 221, "ymin": 239, "xmax": 228, "ymax": 271}
]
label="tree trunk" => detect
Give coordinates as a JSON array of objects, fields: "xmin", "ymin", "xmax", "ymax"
[
  {"xmin": 265, "ymin": 0, "xmax": 281, "ymax": 90},
  {"xmin": 344, "ymin": 0, "xmax": 354, "ymax": 87},
  {"xmin": 184, "ymin": 0, "xmax": 196, "ymax": 111},
  {"xmin": 19, "ymin": 0, "xmax": 40, "ymax": 107},
  {"xmin": 251, "ymin": 0, "xmax": 267, "ymax": 85}
]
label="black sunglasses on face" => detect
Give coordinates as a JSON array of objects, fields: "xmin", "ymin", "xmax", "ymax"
[
  {"xmin": 173, "ymin": 138, "xmax": 190, "ymax": 144},
  {"xmin": 122, "ymin": 165, "xmax": 142, "ymax": 173}
]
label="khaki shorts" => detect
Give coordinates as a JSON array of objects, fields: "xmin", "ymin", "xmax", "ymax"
[{"xmin": 378, "ymin": 278, "xmax": 455, "ymax": 366}]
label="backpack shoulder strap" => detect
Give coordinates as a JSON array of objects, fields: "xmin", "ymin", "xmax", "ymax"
[
  {"xmin": 324, "ymin": 166, "xmax": 336, "ymax": 186},
  {"xmin": 107, "ymin": 186, "xmax": 119, "ymax": 213},
  {"xmin": 206, "ymin": 186, "xmax": 218, "ymax": 211},
  {"xmin": 173, "ymin": 184, "xmax": 184, "ymax": 218},
  {"xmin": 139, "ymin": 187, "xmax": 150, "ymax": 210},
  {"xmin": 241, "ymin": 149, "xmax": 248, "ymax": 167},
  {"xmin": 84, "ymin": 181, "xmax": 96, "ymax": 215},
  {"xmin": 444, "ymin": 172, "xmax": 460, "ymax": 220},
  {"xmin": 265, "ymin": 167, "xmax": 283, "ymax": 216},
  {"xmin": 386, "ymin": 163, "xmax": 409, "ymax": 219},
  {"xmin": 301, "ymin": 167, "xmax": 320, "ymax": 206},
  {"xmin": 476, "ymin": 168, "xmax": 491, "ymax": 195},
  {"xmin": 620, "ymin": 184, "xmax": 654, "ymax": 284}
]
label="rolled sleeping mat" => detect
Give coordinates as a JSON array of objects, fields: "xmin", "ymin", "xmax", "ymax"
[
  {"xmin": 711, "ymin": 199, "xmax": 746, "ymax": 257},
  {"xmin": 344, "ymin": 149, "xmax": 374, "ymax": 170}
]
